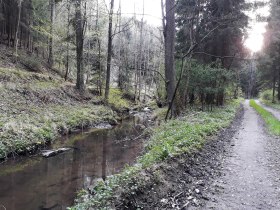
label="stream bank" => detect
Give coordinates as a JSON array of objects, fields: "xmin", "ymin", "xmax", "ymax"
[
  {"xmin": 0, "ymin": 67, "xmax": 142, "ymax": 160},
  {"xmin": 71, "ymin": 99, "xmax": 242, "ymax": 210},
  {"xmin": 0, "ymin": 117, "xmax": 147, "ymax": 210}
]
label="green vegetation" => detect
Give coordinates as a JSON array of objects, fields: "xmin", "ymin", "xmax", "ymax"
[
  {"xmin": 70, "ymin": 99, "xmax": 241, "ymax": 210},
  {"xmin": 0, "ymin": 104, "xmax": 116, "ymax": 160},
  {"xmin": 107, "ymin": 88, "xmax": 130, "ymax": 111},
  {"xmin": 250, "ymin": 100, "xmax": 280, "ymax": 135},
  {"xmin": 0, "ymin": 67, "xmax": 119, "ymax": 160},
  {"xmin": 259, "ymin": 90, "xmax": 280, "ymax": 110}
]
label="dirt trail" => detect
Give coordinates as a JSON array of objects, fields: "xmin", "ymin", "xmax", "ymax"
[
  {"xmin": 255, "ymin": 99, "xmax": 280, "ymax": 120},
  {"xmin": 202, "ymin": 100, "xmax": 280, "ymax": 210}
]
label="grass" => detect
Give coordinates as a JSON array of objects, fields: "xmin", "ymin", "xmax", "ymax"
[
  {"xmin": 0, "ymin": 104, "xmax": 116, "ymax": 159},
  {"xmin": 250, "ymin": 100, "xmax": 280, "ymax": 135},
  {"xmin": 69, "ymin": 99, "xmax": 242, "ymax": 210},
  {"xmin": 261, "ymin": 99, "xmax": 280, "ymax": 110}
]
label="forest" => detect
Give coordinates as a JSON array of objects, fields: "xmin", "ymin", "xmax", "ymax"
[{"xmin": 1, "ymin": 0, "xmax": 280, "ymax": 210}]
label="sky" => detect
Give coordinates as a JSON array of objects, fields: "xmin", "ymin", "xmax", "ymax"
[
  {"xmin": 106, "ymin": 0, "xmax": 162, "ymax": 26},
  {"xmin": 244, "ymin": 0, "xmax": 270, "ymax": 52}
]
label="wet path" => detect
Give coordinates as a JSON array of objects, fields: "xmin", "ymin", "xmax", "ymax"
[
  {"xmin": 0, "ymin": 118, "xmax": 144, "ymax": 210},
  {"xmin": 204, "ymin": 100, "xmax": 280, "ymax": 209}
]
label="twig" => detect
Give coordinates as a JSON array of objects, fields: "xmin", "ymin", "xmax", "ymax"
[{"xmin": 0, "ymin": 204, "xmax": 7, "ymax": 210}]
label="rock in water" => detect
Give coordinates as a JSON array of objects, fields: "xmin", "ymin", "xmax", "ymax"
[{"xmin": 41, "ymin": 148, "xmax": 72, "ymax": 158}]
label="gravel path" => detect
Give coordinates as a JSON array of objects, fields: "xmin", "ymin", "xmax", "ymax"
[
  {"xmin": 255, "ymin": 99, "xmax": 280, "ymax": 120},
  {"xmin": 203, "ymin": 100, "xmax": 280, "ymax": 210}
]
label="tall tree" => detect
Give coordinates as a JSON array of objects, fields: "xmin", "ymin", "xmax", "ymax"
[
  {"xmin": 104, "ymin": 0, "xmax": 114, "ymax": 101},
  {"xmin": 75, "ymin": 0, "xmax": 85, "ymax": 91},
  {"xmin": 15, "ymin": 0, "xmax": 23, "ymax": 58},
  {"xmin": 163, "ymin": 0, "xmax": 177, "ymax": 116},
  {"xmin": 48, "ymin": 0, "xmax": 54, "ymax": 67}
]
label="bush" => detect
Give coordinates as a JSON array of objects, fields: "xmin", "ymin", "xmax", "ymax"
[{"xmin": 260, "ymin": 89, "xmax": 276, "ymax": 102}]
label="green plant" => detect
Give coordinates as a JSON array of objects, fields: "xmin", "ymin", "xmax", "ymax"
[
  {"xmin": 70, "ymin": 99, "xmax": 241, "ymax": 209},
  {"xmin": 250, "ymin": 100, "xmax": 280, "ymax": 135},
  {"xmin": 260, "ymin": 89, "xmax": 276, "ymax": 102}
]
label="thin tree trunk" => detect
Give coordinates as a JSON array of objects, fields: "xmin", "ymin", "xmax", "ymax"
[
  {"xmin": 277, "ymin": 66, "xmax": 280, "ymax": 101},
  {"xmin": 137, "ymin": 0, "xmax": 144, "ymax": 101},
  {"xmin": 272, "ymin": 68, "xmax": 276, "ymax": 103},
  {"xmin": 15, "ymin": 0, "xmax": 22, "ymax": 59},
  {"xmin": 48, "ymin": 0, "xmax": 54, "ymax": 67},
  {"xmin": 104, "ymin": 0, "xmax": 115, "ymax": 101},
  {"xmin": 65, "ymin": 0, "xmax": 71, "ymax": 81}
]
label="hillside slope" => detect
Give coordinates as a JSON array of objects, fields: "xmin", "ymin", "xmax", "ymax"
[{"xmin": 0, "ymin": 67, "xmax": 117, "ymax": 160}]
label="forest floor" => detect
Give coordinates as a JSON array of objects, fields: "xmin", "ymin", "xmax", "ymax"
[{"xmin": 72, "ymin": 100, "xmax": 280, "ymax": 210}]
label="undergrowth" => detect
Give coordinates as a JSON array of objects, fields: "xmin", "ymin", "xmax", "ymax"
[
  {"xmin": 69, "ymin": 99, "xmax": 241, "ymax": 210},
  {"xmin": 107, "ymin": 88, "xmax": 130, "ymax": 111},
  {"xmin": 250, "ymin": 100, "xmax": 280, "ymax": 135},
  {"xmin": 0, "ymin": 67, "xmax": 119, "ymax": 160}
]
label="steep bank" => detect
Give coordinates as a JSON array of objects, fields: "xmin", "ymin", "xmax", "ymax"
[{"xmin": 0, "ymin": 67, "xmax": 119, "ymax": 160}]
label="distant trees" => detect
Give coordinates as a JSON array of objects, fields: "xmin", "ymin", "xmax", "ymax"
[
  {"xmin": 0, "ymin": 0, "xmax": 254, "ymax": 110},
  {"xmin": 175, "ymin": 0, "xmax": 248, "ymax": 109},
  {"xmin": 0, "ymin": 0, "xmax": 33, "ymax": 49},
  {"xmin": 258, "ymin": 0, "xmax": 280, "ymax": 101}
]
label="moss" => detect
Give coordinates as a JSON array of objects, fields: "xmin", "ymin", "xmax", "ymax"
[{"xmin": 108, "ymin": 88, "xmax": 130, "ymax": 110}]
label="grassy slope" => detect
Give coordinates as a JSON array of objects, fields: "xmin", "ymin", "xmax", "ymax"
[
  {"xmin": 70, "ymin": 99, "xmax": 242, "ymax": 210},
  {"xmin": 250, "ymin": 100, "xmax": 280, "ymax": 135},
  {"xmin": 0, "ymin": 67, "xmax": 120, "ymax": 159}
]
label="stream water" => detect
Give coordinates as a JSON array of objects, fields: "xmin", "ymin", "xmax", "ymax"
[{"xmin": 0, "ymin": 118, "xmax": 144, "ymax": 210}]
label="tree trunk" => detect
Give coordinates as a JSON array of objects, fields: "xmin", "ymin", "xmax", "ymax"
[
  {"xmin": 272, "ymin": 67, "xmax": 276, "ymax": 103},
  {"xmin": 277, "ymin": 66, "xmax": 280, "ymax": 101},
  {"xmin": 164, "ymin": 0, "xmax": 176, "ymax": 116},
  {"xmin": 15, "ymin": 0, "xmax": 22, "ymax": 59},
  {"xmin": 75, "ymin": 0, "xmax": 85, "ymax": 91},
  {"xmin": 65, "ymin": 0, "xmax": 71, "ymax": 81},
  {"xmin": 48, "ymin": 0, "xmax": 54, "ymax": 67},
  {"xmin": 104, "ymin": 0, "xmax": 114, "ymax": 101}
]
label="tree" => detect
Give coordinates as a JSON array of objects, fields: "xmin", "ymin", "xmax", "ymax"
[
  {"xmin": 15, "ymin": 0, "xmax": 23, "ymax": 58},
  {"xmin": 48, "ymin": 0, "xmax": 55, "ymax": 67},
  {"xmin": 75, "ymin": 0, "xmax": 85, "ymax": 91},
  {"xmin": 104, "ymin": 0, "xmax": 114, "ymax": 101},
  {"xmin": 162, "ymin": 0, "xmax": 177, "ymax": 116}
]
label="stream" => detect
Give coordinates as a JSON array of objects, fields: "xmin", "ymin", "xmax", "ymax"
[{"xmin": 0, "ymin": 117, "xmax": 145, "ymax": 210}]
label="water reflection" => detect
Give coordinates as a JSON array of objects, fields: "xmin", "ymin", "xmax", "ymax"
[{"xmin": 0, "ymin": 119, "xmax": 143, "ymax": 210}]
